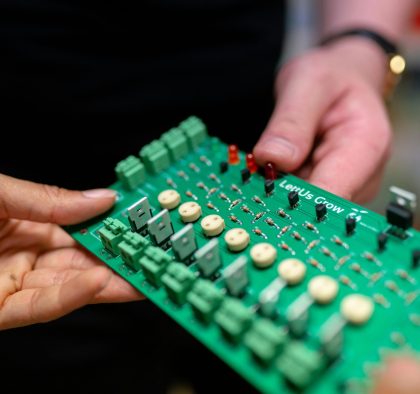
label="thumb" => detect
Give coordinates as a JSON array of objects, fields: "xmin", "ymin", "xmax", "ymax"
[
  {"xmin": 253, "ymin": 54, "xmax": 343, "ymax": 172},
  {"xmin": 0, "ymin": 174, "xmax": 116, "ymax": 225}
]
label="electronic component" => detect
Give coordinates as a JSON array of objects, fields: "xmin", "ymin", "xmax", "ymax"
[
  {"xmin": 250, "ymin": 242, "xmax": 277, "ymax": 269},
  {"xmin": 162, "ymin": 262, "xmax": 196, "ymax": 305},
  {"xmin": 320, "ymin": 315, "xmax": 345, "ymax": 360},
  {"xmin": 241, "ymin": 168, "xmax": 251, "ymax": 183},
  {"xmin": 171, "ymin": 224, "xmax": 197, "ymax": 261},
  {"xmin": 194, "ymin": 238, "xmax": 222, "ymax": 278},
  {"xmin": 147, "ymin": 209, "xmax": 174, "ymax": 247},
  {"xmin": 412, "ymin": 249, "xmax": 420, "ymax": 269},
  {"xmin": 200, "ymin": 214, "xmax": 225, "ymax": 237},
  {"xmin": 264, "ymin": 162, "xmax": 276, "ymax": 180},
  {"xmin": 288, "ymin": 191, "xmax": 299, "ymax": 208},
  {"xmin": 377, "ymin": 232, "xmax": 388, "ymax": 251},
  {"xmin": 345, "ymin": 217, "xmax": 356, "ymax": 235},
  {"xmin": 308, "ymin": 275, "xmax": 338, "ymax": 304},
  {"xmin": 287, "ymin": 293, "xmax": 312, "ymax": 337},
  {"xmin": 340, "ymin": 294, "xmax": 374, "ymax": 325},
  {"xmin": 187, "ymin": 279, "xmax": 223, "ymax": 324},
  {"xmin": 178, "ymin": 201, "xmax": 202, "ymax": 223},
  {"xmin": 223, "ymin": 255, "xmax": 249, "ymax": 297},
  {"xmin": 228, "ymin": 144, "xmax": 240, "ymax": 164},
  {"xmin": 98, "ymin": 217, "xmax": 128, "ymax": 255},
  {"xmin": 139, "ymin": 246, "xmax": 172, "ymax": 287},
  {"xmin": 258, "ymin": 278, "xmax": 285, "ymax": 318},
  {"xmin": 224, "ymin": 228, "xmax": 250, "ymax": 252},
  {"xmin": 264, "ymin": 179, "xmax": 275, "ymax": 196},
  {"xmin": 277, "ymin": 258, "xmax": 306, "ymax": 285},
  {"xmin": 118, "ymin": 232, "xmax": 150, "ymax": 270},
  {"xmin": 219, "ymin": 161, "xmax": 228, "ymax": 174},
  {"xmin": 158, "ymin": 189, "xmax": 181, "ymax": 210},
  {"xmin": 315, "ymin": 203, "xmax": 327, "ymax": 221},
  {"xmin": 115, "ymin": 155, "xmax": 145, "ymax": 190},
  {"xmin": 127, "ymin": 196, "xmax": 152, "ymax": 233},
  {"xmin": 246, "ymin": 153, "xmax": 258, "ymax": 174}
]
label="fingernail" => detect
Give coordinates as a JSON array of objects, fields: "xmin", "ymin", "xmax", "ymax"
[
  {"xmin": 82, "ymin": 189, "xmax": 117, "ymax": 199},
  {"xmin": 257, "ymin": 136, "xmax": 296, "ymax": 161}
]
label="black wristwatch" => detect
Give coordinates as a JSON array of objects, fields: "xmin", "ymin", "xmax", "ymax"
[{"xmin": 321, "ymin": 28, "xmax": 406, "ymax": 98}]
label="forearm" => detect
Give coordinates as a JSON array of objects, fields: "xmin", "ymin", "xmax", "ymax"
[{"xmin": 319, "ymin": 0, "xmax": 418, "ymax": 91}]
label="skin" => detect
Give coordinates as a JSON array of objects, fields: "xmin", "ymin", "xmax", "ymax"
[{"xmin": 0, "ymin": 174, "xmax": 142, "ymax": 330}]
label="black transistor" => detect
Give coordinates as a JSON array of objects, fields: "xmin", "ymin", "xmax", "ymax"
[
  {"xmin": 220, "ymin": 161, "xmax": 229, "ymax": 174},
  {"xmin": 345, "ymin": 217, "xmax": 356, "ymax": 235},
  {"xmin": 288, "ymin": 191, "xmax": 299, "ymax": 208},
  {"xmin": 315, "ymin": 203, "xmax": 327, "ymax": 221},
  {"xmin": 377, "ymin": 232, "xmax": 388, "ymax": 252},
  {"xmin": 264, "ymin": 179, "xmax": 274, "ymax": 196},
  {"xmin": 412, "ymin": 250, "xmax": 420, "ymax": 269},
  {"xmin": 241, "ymin": 168, "xmax": 251, "ymax": 183},
  {"xmin": 386, "ymin": 202, "xmax": 413, "ymax": 230}
]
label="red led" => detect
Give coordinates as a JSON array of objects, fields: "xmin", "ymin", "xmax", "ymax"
[
  {"xmin": 228, "ymin": 144, "xmax": 240, "ymax": 165},
  {"xmin": 264, "ymin": 162, "xmax": 276, "ymax": 180},
  {"xmin": 246, "ymin": 153, "xmax": 258, "ymax": 174}
]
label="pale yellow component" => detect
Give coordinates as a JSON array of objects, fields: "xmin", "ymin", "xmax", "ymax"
[
  {"xmin": 341, "ymin": 294, "xmax": 374, "ymax": 325},
  {"xmin": 277, "ymin": 258, "xmax": 306, "ymax": 285},
  {"xmin": 224, "ymin": 228, "xmax": 250, "ymax": 252},
  {"xmin": 250, "ymin": 243, "xmax": 277, "ymax": 268},
  {"xmin": 158, "ymin": 189, "xmax": 181, "ymax": 210},
  {"xmin": 201, "ymin": 214, "xmax": 225, "ymax": 237},
  {"xmin": 308, "ymin": 275, "xmax": 338, "ymax": 304},
  {"xmin": 178, "ymin": 201, "xmax": 202, "ymax": 223}
]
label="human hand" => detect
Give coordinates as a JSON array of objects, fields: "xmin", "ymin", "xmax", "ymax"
[
  {"xmin": 254, "ymin": 38, "xmax": 393, "ymax": 202},
  {"xmin": 0, "ymin": 174, "xmax": 142, "ymax": 330}
]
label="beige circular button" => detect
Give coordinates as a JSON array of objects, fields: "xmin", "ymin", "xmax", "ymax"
[
  {"xmin": 341, "ymin": 294, "xmax": 374, "ymax": 325},
  {"xmin": 224, "ymin": 228, "xmax": 250, "ymax": 252},
  {"xmin": 158, "ymin": 189, "xmax": 181, "ymax": 210},
  {"xmin": 178, "ymin": 202, "xmax": 202, "ymax": 223},
  {"xmin": 201, "ymin": 214, "xmax": 225, "ymax": 237},
  {"xmin": 277, "ymin": 258, "xmax": 306, "ymax": 285},
  {"xmin": 308, "ymin": 275, "xmax": 338, "ymax": 304},
  {"xmin": 250, "ymin": 243, "xmax": 277, "ymax": 268}
]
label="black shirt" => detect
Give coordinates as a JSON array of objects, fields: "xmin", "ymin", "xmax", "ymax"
[{"xmin": 0, "ymin": 1, "xmax": 286, "ymax": 392}]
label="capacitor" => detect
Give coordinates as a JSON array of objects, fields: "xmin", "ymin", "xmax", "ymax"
[
  {"xmin": 246, "ymin": 153, "xmax": 258, "ymax": 173},
  {"xmin": 264, "ymin": 162, "xmax": 276, "ymax": 180},
  {"xmin": 228, "ymin": 144, "xmax": 240, "ymax": 165}
]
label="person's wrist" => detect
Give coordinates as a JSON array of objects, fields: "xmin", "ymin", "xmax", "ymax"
[{"xmin": 322, "ymin": 36, "xmax": 389, "ymax": 92}]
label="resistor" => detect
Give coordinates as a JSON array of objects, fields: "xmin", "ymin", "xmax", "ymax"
[
  {"xmin": 199, "ymin": 155, "xmax": 212, "ymax": 166},
  {"xmin": 363, "ymin": 252, "xmax": 382, "ymax": 266},
  {"xmin": 265, "ymin": 217, "xmax": 279, "ymax": 229},
  {"xmin": 350, "ymin": 263, "xmax": 368, "ymax": 278},
  {"xmin": 253, "ymin": 228, "xmax": 267, "ymax": 239},
  {"xmin": 185, "ymin": 190, "xmax": 198, "ymax": 200},
  {"xmin": 292, "ymin": 231, "xmax": 303, "ymax": 241},
  {"xmin": 241, "ymin": 205, "xmax": 251, "ymax": 214},
  {"xmin": 246, "ymin": 153, "xmax": 258, "ymax": 174},
  {"xmin": 369, "ymin": 272, "xmax": 384, "ymax": 286},
  {"xmin": 229, "ymin": 199, "xmax": 241, "ymax": 210},
  {"xmin": 228, "ymin": 144, "xmax": 240, "ymax": 165},
  {"xmin": 304, "ymin": 222, "xmax": 318, "ymax": 232},
  {"xmin": 209, "ymin": 173, "xmax": 220, "ymax": 183},
  {"xmin": 277, "ymin": 225, "xmax": 290, "ymax": 237},
  {"xmin": 229, "ymin": 215, "xmax": 242, "ymax": 225},
  {"xmin": 206, "ymin": 202, "xmax": 219, "ymax": 212},
  {"xmin": 177, "ymin": 170, "xmax": 188, "ymax": 180},
  {"xmin": 396, "ymin": 269, "xmax": 416, "ymax": 284},
  {"xmin": 307, "ymin": 258, "xmax": 326, "ymax": 272},
  {"xmin": 166, "ymin": 178, "xmax": 177, "ymax": 188},
  {"xmin": 219, "ymin": 193, "xmax": 230, "ymax": 202},
  {"xmin": 231, "ymin": 184, "xmax": 242, "ymax": 194},
  {"xmin": 253, "ymin": 212, "xmax": 265, "ymax": 222},
  {"xmin": 385, "ymin": 280, "xmax": 401, "ymax": 295},
  {"xmin": 339, "ymin": 275, "xmax": 357, "ymax": 290},
  {"xmin": 405, "ymin": 291, "xmax": 419, "ymax": 305},
  {"xmin": 189, "ymin": 163, "xmax": 200, "ymax": 172},
  {"xmin": 334, "ymin": 255, "xmax": 351, "ymax": 270},
  {"xmin": 373, "ymin": 294, "xmax": 390, "ymax": 308},
  {"xmin": 332, "ymin": 236, "xmax": 349, "ymax": 249},
  {"xmin": 305, "ymin": 240, "xmax": 319, "ymax": 253},
  {"xmin": 252, "ymin": 195, "xmax": 265, "ymax": 206},
  {"xmin": 321, "ymin": 247, "xmax": 336, "ymax": 260},
  {"xmin": 197, "ymin": 182, "xmax": 208, "ymax": 191},
  {"xmin": 277, "ymin": 209, "xmax": 290, "ymax": 219},
  {"xmin": 208, "ymin": 187, "xmax": 218, "ymax": 196}
]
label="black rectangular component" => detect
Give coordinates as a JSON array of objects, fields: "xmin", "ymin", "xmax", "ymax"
[
  {"xmin": 386, "ymin": 202, "xmax": 413, "ymax": 230},
  {"xmin": 241, "ymin": 168, "xmax": 251, "ymax": 183},
  {"xmin": 345, "ymin": 217, "xmax": 356, "ymax": 235},
  {"xmin": 316, "ymin": 203, "xmax": 327, "ymax": 221},
  {"xmin": 220, "ymin": 161, "xmax": 228, "ymax": 174},
  {"xmin": 377, "ymin": 233, "xmax": 388, "ymax": 252},
  {"xmin": 288, "ymin": 191, "xmax": 299, "ymax": 208},
  {"xmin": 413, "ymin": 250, "xmax": 420, "ymax": 269},
  {"xmin": 265, "ymin": 179, "xmax": 274, "ymax": 196}
]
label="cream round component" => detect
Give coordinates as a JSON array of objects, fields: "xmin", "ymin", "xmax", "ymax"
[
  {"xmin": 201, "ymin": 214, "xmax": 225, "ymax": 237},
  {"xmin": 178, "ymin": 202, "xmax": 202, "ymax": 223},
  {"xmin": 250, "ymin": 243, "xmax": 277, "ymax": 268},
  {"xmin": 277, "ymin": 258, "xmax": 306, "ymax": 285},
  {"xmin": 308, "ymin": 275, "xmax": 338, "ymax": 304},
  {"xmin": 341, "ymin": 294, "xmax": 374, "ymax": 325},
  {"xmin": 158, "ymin": 189, "xmax": 181, "ymax": 210},
  {"xmin": 224, "ymin": 228, "xmax": 250, "ymax": 252}
]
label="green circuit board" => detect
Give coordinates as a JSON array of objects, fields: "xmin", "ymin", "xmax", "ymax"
[{"xmin": 67, "ymin": 117, "xmax": 420, "ymax": 394}]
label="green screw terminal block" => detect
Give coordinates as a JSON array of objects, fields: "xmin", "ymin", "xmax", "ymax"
[
  {"xmin": 187, "ymin": 279, "xmax": 223, "ymax": 324},
  {"xmin": 244, "ymin": 319, "xmax": 287, "ymax": 365},
  {"xmin": 162, "ymin": 262, "xmax": 196, "ymax": 305},
  {"xmin": 179, "ymin": 116, "xmax": 207, "ymax": 149},
  {"xmin": 118, "ymin": 232, "xmax": 150, "ymax": 270},
  {"xmin": 161, "ymin": 127, "xmax": 189, "ymax": 161},
  {"xmin": 98, "ymin": 218, "xmax": 129, "ymax": 255},
  {"xmin": 276, "ymin": 342, "xmax": 326, "ymax": 389},
  {"xmin": 215, "ymin": 298, "xmax": 252, "ymax": 344},
  {"xmin": 139, "ymin": 140, "xmax": 170, "ymax": 175},
  {"xmin": 139, "ymin": 246, "xmax": 172, "ymax": 287},
  {"xmin": 115, "ymin": 155, "xmax": 145, "ymax": 190}
]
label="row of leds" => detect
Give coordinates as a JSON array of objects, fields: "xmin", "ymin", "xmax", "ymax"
[{"xmin": 157, "ymin": 188, "xmax": 375, "ymax": 327}]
